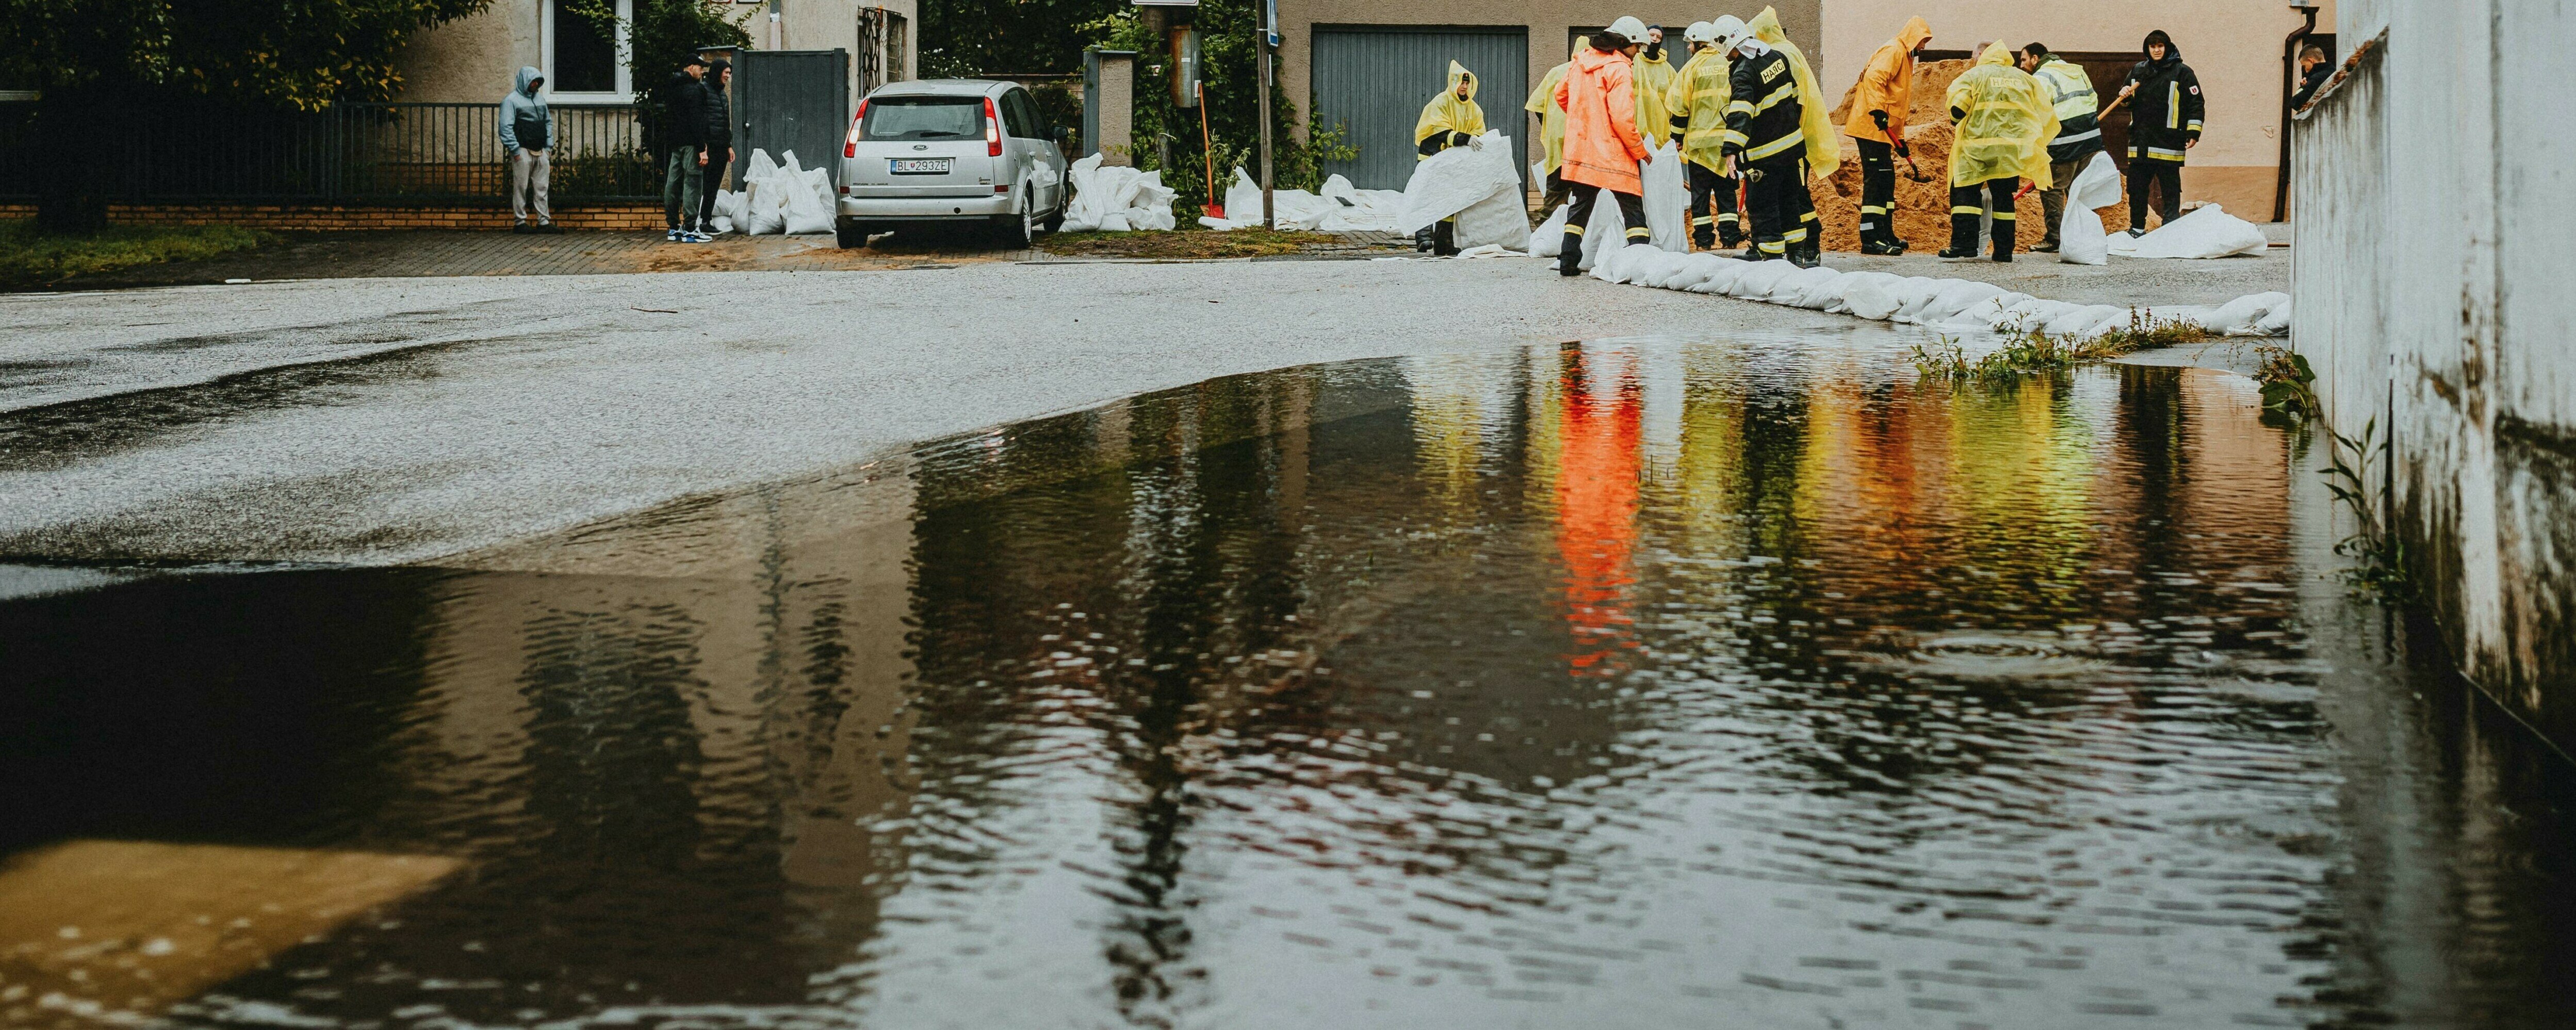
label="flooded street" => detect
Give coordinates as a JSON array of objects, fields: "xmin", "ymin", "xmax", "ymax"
[{"xmin": 7, "ymin": 335, "xmax": 2574, "ymax": 1028}]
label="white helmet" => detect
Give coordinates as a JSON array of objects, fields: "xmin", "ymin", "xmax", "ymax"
[
  {"xmin": 1606, "ymin": 16, "xmax": 1649, "ymax": 47},
  {"xmin": 1683, "ymin": 21, "xmax": 1718, "ymax": 46},
  {"xmin": 1712, "ymin": 14, "xmax": 1748, "ymax": 51}
]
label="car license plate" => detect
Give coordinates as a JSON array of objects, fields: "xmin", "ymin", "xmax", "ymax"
[{"xmin": 890, "ymin": 158, "xmax": 952, "ymax": 174}]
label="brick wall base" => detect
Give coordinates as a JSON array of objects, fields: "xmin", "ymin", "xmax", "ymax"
[{"xmin": 0, "ymin": 202, "xmax": 664, "ymax": 231}]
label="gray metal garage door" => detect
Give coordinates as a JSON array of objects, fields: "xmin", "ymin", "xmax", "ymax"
[{"xmin": 1312, "ymin": 27, "xmax": 1529, "ymax": 192}]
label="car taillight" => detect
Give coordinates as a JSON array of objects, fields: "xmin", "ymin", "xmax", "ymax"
[
  {"xmin": 844, "ymin": 99, "xmax": 868, "ymax": 157},
  {"xmin": 984, "ymin": 97, "xmax": 1002, "ymax": 157}
]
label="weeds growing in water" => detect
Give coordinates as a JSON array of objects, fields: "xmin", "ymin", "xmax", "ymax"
[
  {"xmin": 2322, "ymin": 416, "xmax": 2410, "ymax": 596},
  {"xmin": 1911, "ymin": 310, "xmax": 2215, "ymax": 383},
  {"xmin": 2252, "ymin": 344, "xmax": 2320, "ymax": 423}
]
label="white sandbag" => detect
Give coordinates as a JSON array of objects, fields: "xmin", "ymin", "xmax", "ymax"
[
  {"xmin": 1947, "ymin": 291, "xmax": 2035, "ymax": 329},
  {"xmin": 1996, "ymin": 298, "xmax": 2075, "ymax": 332},
  {"xmin": 1727, "ymin": 261, "xmax": 1798, "ymax": 299},
  {"xmin": 1887, "ymin": 277, "xmax": 1947, "ymax": 321},
  {"xmin": 2257, "ymin": 299, "xmax": 2293, "ymax": 334},
  {"xmin": 1817, "ymin": 271, "xmax": 1898, "ymax": 314},
  {"xmin": 1452, "ymin": 188, "xmax": 1532, "ymax": 251},
  {"xmin": 710, "ymin": 216, "xmax": 734, "ymax": 234},
  {"xmin": 779, "ymin": 156, "xmax": 835, "ymax": 235},
  {"xmin": 1640, "ymin": 142, "xmax": 1689, "ymax": 252},
  {"xmin": 1767, "ymin": 265, "xmax": 1841, "ymax": 306},
  {"xmin": 1128, "ymin": 201, "xmax": 1177, "ymax": 231},
  {"xmin": 1102, "ymin": 212, "xmax": 1132, "ymax": 232},
  {"xmin": 1060, "ymin": 154, "xmax": 1116, "ymax": 231},
  {"xmin": 1578, "ymin": 193, "xmax": 1626, "ymax": 269},
  {"xmin": 1529, "ymin": 204, "xmax": 1568, "ymax": 257},
  {"xmin": 1316, "ymin": 175, "xmax": 1407, "ymax": 232},
  {"xmin": 1667, "ymin": 252, "xmax": 1732, "ymax": 292},
  {"xmin": 739, "ymin": 149, "xmax": 787, "ymax": 234},
  {"xmin": 1397, "ymin": 133, "xmax": 1522, "ymax": 234},
  {"xmin": 1591, "ymin": 242, "xmax": 1656, "ymax": 283},
  {"xmin": 2058, "ymin": 152, "xmax": 2123, "ymax": 266},
  {"xmin": 1685, "ymin": 259, "xmax": 1751, "ymax": 295},
  {"xmin": 2046, "ymin": 304, "xmax": 2129, "ymax": 337},
  {"xmin": 1223, "ymin": 168, "xmax": 1265, "ymax": 227},
  {"xmin": 1641, "ymin": 249, "xmax": 1700, "ymax": 287},
  {"xmin": 1917, "ymin": 280, "xmax": 2007, "ymax": 323},
  {"xmin": 2198, "ymin": 291, "xmax": 2286, "ymax": 335},
  {"xmin": 2111, "ymin": 203, "xmax": 2268, "ymax": 259},
  {"xmin": 1843, "ymin": 279, "xmax": 1899, "ymax": 319}
]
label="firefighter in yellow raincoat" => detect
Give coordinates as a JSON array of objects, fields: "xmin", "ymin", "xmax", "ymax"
[
  {"xmin": 1939, "ymin": 41, "xmax": 2058, "ymax": 262},
  {"xmin": 1634, "ymin": 26, "xmax": 1679, "ymax": 145},
  {"xmin": 1528, "ymin": 39, "xmax": 1585, "ymax": 215},
  {"xmin": 1413, "ymin": 60, "xmax": 1487, "ymax": 255},
  {"xmin": 1666, "ymin": 18, "xmax": 1743, "ymax": 249}
]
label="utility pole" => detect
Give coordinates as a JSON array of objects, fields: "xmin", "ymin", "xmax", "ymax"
[{"xmin": 1259, "ymin": 0, "xmax": 1277, "ymax": 229}]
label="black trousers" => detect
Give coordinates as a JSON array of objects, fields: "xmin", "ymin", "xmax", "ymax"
[
  {"xmin": 1790, "ymin": 160, "xmax": 1819, "ymax": 253},
  {"xmin": 1855, "ymin": 138, "xmax": 1897, "ymax": 246},
  {"xmin": 1742, "ymin": 157, "xmax": 1804, "ymax": 256},
  {"xmin": 1538, "ymin": 170, "xmax": 1572, "ymax": 217},
  {"xmin": 1950, "ymin": 178, "xmax": 2018, "ymax": 257},
  {"xmin": 2127, "ymin": 158, "xmax": 2182, "ymax": 231},
  {"xmin": 1558, "ymin": 181, "xmax": 1650, "ymax": 272},
  {"xmin": 693, "ymin": 151, "xmax": 728, "ymax": 231},
  {"xmin": 1684, "ymin": 162, "xmax": 1741, "ymax": 248}
]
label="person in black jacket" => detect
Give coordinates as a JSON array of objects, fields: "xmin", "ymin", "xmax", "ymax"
[
  {"xmin": 661, "ymin": 55, "xmax": 710, "ymax": 241},
  {"xmin": 2117, "ymin": 29, "xmax": 2202, "ymax": 235},
  {"xmin": 2289, "ymin": 44, "xmax": 2331, "ymax": 109},
  {"xmin": 693, "ymin": 60, "xmax": 735, "ymax": 236},
  {"xmin": 1723, "ymin": 33, "xmax": 1812, "ymax": 266}
]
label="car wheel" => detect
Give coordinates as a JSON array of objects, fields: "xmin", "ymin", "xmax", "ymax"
[
  {"xmin": 836, "ymin": 222, "xmax": 870, "ymax": 249},
  {"xmin": 1000, "ymin": 201, "xmax": 1034, "ymax": 248},
  {"xmin": 1040, "ymin": 200, "xmax": 1066, "ymax": 235}
]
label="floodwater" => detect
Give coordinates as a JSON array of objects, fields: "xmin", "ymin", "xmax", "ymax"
[{"xmin": 6, "ymin": 339, "xmax": 2574, "ymax": 1029}]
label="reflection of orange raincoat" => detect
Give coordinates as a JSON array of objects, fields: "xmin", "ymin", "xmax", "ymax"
[
  {"xmin": 1556, "ymin": 46, "xmax": 1648, "ymax": 194},
  {"xmin": 1844, "ymin": 16, "xmax": 1932, "ymax": 144}
]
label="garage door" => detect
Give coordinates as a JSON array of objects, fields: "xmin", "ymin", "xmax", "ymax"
[{"xmin": 1312, "ymin": 27, "xmax": 1529, "ymax": 192}]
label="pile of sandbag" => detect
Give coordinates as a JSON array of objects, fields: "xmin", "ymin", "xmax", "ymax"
[
  {"xmin": 1584, "ymin": 242, "xmax": 2292, "ymax": 337},
  {"xmin": 2109, "ymin": 203, "xmax": 2269, "ymax": 260},
  {"xmin": 1527, "ymin": 140, "xmax": 1690, "ymax": 267},
  {"xmin": 1394, "ymin": 132, "xmax": 1530, "ymax": 251},
  {"xmin": 1061, "ymin": 154, "xmax": 1180, "ymax": 232},
  {"xmin": 1202, "ymin": 171, "xmax": 1406, "ymax": 232},
  {"xmin": 716, "ymin": 149, "xmax": 836, "ymax": 235},
  {"xmin": 2055, "ymin": 152, "xmax": 2125, "ymax": 264}
]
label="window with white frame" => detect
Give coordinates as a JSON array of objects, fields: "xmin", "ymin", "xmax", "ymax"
[{"xmin": 546, "ymin": 0, "xmax": 632, "ymax": 100}]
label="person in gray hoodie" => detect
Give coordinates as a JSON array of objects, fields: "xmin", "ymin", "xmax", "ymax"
[{"xmin": 499, "ymin": 67, "xmax": 560, "ymax": 233}]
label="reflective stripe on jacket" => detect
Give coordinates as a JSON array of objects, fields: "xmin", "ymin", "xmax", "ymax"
[
  {"xmin": 2033, "ymin": 57, "xmax": 2101, "ymax": 162},
  {"xmin": 1665, "ymin": 47, "xmax": 1737, "ymax": 173}
]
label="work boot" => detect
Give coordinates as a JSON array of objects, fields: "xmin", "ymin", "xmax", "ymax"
[
  {"xmin": 1789, "ymin": 248, "xmax": 1820, "ymax": 269},
  {"xmin": 1416, "ymin": 227, "xmax": 1436, "ymax": 252},
  {"xmin": 1558, "ymin": 230, "xmax": 1584, "ymax": 276},
  {"xmin": 1861, "ymin": 239, "xmax": 1902, "ymax": 256},
  {"xmin": 1937, "ymin": 245, "xmax": 1979, "ymax": 260}
]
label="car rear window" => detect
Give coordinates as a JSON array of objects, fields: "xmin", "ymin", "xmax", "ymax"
[{"xmin": 864, "ymin": 96, "xmax": 985, "ymax": 141}]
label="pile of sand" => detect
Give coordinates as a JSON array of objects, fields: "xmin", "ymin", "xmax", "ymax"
[{"xmin": 1800, "ymin": 59, "xmax": 2129, "ymax": 253}]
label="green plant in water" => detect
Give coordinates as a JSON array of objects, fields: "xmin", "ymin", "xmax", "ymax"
[
  {"xmin": 2321, "ymin": 415, "xmax": 2409, "ymax": 597},
  {"xmin": 2253, "ymin": 343, "xmax": 2319, "ymax": 423},
  {"xmin": 1913, "ymin": 310, "xmax": 2217, "ymax": 384}
]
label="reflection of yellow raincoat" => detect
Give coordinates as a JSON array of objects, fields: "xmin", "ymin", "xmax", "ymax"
[
  {"xmin": 1527, "ymin": 40, "xmax": 1583, "ymax": 176},
  {"xmin": 1749, "ymin": 7, "xmax": 1839, "ymax": 180},
  {"xmin": 1666, "ymin": 44, "xmax": 1734, "ymax": 173},
  {"xmin": 1944, "ymin": 41, "xmax": 2059, "ymax": 187},
  {"xmin": 1415, "ymin": 60, "xmax": 1487, "ymax": 159},
  {"xmin": 1634, "ymin": 49, "xmax": 1678, "ymax": 144}
]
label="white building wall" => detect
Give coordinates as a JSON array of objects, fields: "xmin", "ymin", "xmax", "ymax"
[{"xmin": 2293, "ymin": 0, "xmax": 2576, "ymax": 755}]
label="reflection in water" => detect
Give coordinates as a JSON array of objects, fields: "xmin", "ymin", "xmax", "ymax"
[{"xmin": 6, "ymin": 339, "xmax": 2575, "ymax": 1029}]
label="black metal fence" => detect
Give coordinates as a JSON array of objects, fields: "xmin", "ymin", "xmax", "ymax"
[{"xmin": 0, "ymin": 101, "xmax": 661, "ymax": 204}]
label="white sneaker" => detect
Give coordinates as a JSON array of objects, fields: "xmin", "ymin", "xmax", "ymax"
[{"xmin": 683, "ymin": 231, "xmax": 711, "ymax": 243}]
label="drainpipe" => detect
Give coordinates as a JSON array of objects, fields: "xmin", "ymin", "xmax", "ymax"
[{"xmin": 2275, "ymin": 1, "xmax": 2319, "ymax": 222}]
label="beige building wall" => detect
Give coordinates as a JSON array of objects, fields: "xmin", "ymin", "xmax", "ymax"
[
  {"xmin": 1821, "ymin": 0, "xmax": 2336, "ymax": 217},
  {"xmin": 1277, "ymin": 1, "xmax": 1824, "ymax": 144},
  {"xmin": 398, "ymin": 1, "xmax": 912, "ymax": 114}
]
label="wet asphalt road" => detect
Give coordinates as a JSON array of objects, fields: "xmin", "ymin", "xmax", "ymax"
[
  {"xmin": 2, "ymin": 260, "xmax": 1857, "ymax": 566},
  {"xmin": 0, "ymin": 252, "xmax": 2287, "ymax": 568}
]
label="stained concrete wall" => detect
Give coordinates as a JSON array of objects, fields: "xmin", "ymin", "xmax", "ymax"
[
  {"xmin": 2293, "ymin": 1, "xmax": 2576, "ymax": 757},
  {"xmin": 1822, "ymin": 0, "xmax": 2335, "ymax": 220},
  {"xmin": 1277, "ymin": 0, "xmax": 1822, "ymax": 145}
]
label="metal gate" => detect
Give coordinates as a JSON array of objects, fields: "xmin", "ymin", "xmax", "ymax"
[
  {"xmin": 1312, "ymin": 27, "xmax": 1528, "ymax": 192},
  {"xmin": 732, "ymin": 49, "xmax": 851, "ymax": 187}
]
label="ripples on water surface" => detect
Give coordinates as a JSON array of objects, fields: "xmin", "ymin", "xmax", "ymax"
[{"xmin": 6, "ymin": 338, "xmax": 2574, "ymax": 1029}]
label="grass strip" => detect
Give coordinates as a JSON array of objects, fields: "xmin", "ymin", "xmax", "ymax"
[
  {"xmin": 1911, "ymin": 310, "xmax": 2216, "ymax": 382},
  {"xmin": 0, "ymin": 220, "xmax": 275, "ymax": 290},
  {"xmin": 1037, "ymin": 226, "xmax": 1360, "ymax": 260}
]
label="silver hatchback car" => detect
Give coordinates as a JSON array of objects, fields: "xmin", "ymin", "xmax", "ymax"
[{"xmin": 837, "ymin": 79, "xmax": 1071, "ymax": 249}]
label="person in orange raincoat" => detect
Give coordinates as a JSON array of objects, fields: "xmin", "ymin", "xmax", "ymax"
[
  {"xmin": 1553, "ymin": 17, "xmax": 1654, "ymax": 276},
  {"xmin": 1843, "ymin": 16, "xmax": 1932, "ymax": 254}
]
